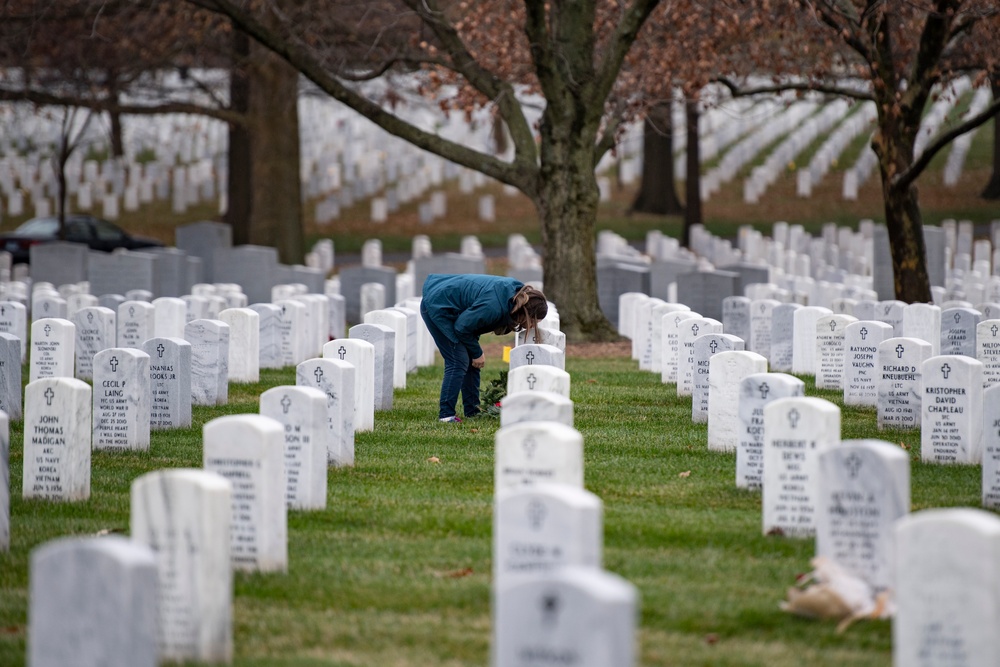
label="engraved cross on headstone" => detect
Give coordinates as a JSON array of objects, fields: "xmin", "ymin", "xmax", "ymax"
[
  {"xmin": 845, "ymin": 452, "xmax": 863, "ymax": 479},
  {"xmin": 109, "ymin": 356, "xmax": 118, "ymax": 372},
  {"xmin": 129, "ymin": 306, "xmax": 135, "ymax": 318},
  {"xmin": 941, "ymin": 363, "xmax": 952, "ymax": 379},
  {"xmin": 522, "ymin": 435, "xmax": 537, "ymax": 459},
  {"xmin": 87, "ymin": 311, "xmax": 94, "ymax": 323},
  {"xmin": 709, "ymin": 339, "xmax": 718, "ymax": 354},
  {"xmin": 338, "ymin": 345, "xmax": 347, "ymax": 360},
  {"xmin": 525, "ymin": 351, "xmax": 535, "ymax": 365},
  {"xmin": 788, "ymin": 408, "xmax": 800, "ymax": 429},
  {"xmin": 541, "ymin": 593, "xmax": 560, "ymax": 627},
  {"xmin": 992, "ymin": 324, "xmax": 999, "ymax": 337},
  {"xmin": 895, "ymin": 344, "xmax": 905, "ymax": 359},
  {"xmin": 691, "ymin": 323, "xmax": 700, "ymax": 336},
  {"xmin": 156, "ymin": 343, "xmax": 165, "ymax": 358},
  {"xmin": 44, "ymin": 324, "xmax": 51, "ymax": 337},
  {"xmin": 280, "ymin": 395, "xmax": 291, "ymax": 414},
  {"xmin": 859, "ymin": 327, "xmax": 868, "ymax": 340},
  {"xmin": 44, "ymin": 387, "xmax": 54, "ymax": 406},
  {"xmin": 314, "ymin": 367, "xmax": 324, "ymax": 383},
  {"xmin": 954, "ymin": 312, "xmax": 962, "ymax": 323},
  {"xmin": 829, "ymin": 320, "xmax": 837, "ymax": 331},
  {"xmin": 527, "ymin": 500, "xmax": 546, "ymax": 530},
  {"xmin": 759, "ymin": 382, "xmax": 770, "ymax": 399},
  {"xmin": 527, "ymin": 373, "xmax": 537, "ymax": 389}
]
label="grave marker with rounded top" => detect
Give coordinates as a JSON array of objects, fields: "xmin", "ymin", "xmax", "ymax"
[
  {"xmin": 323, "ymin": 338, "xmax": 375, "ymax": 432},
  {"xmin": 877, "ymin": 337, "xmax": 932, "ymax": 431},
  {"xmin": 275, "ymin": 299, "xmax": 308, "ymax": 367},
  {"xmin": 976, "ymin": 319, "xmax": 1000, "ymax": 388},
  {"xmin": 509, "ymin": 343, "xmax": 565, "ymax": 371},
  {"xmin": 815, "ymin": 313, "xmax": 858, "ymax": 390},
  {"xmin": 769, "ymin": 303, "xmax": 801, "ymax": 372},
  {"xmin": 763, "ymin": 396, "xmax": 841, "ymax": 537},
  {"xmin": 940, "ymin": 306, "xmax": 981, "ymax": 357},
  {"xmin": 843, "ymin": 320, "xmax": 893, "ymax": 407},
  {"xmin": 983, "ymin": 385, "xmax": 1000, "ymax": 508},
  {"xmin": 737, "ymin": 373, "xmax": 805, "ymax": 490},
  {"xmin": 515, "ymin": 326, "xmax": 567, "ymax": 354},
  {"xmin": 494, "ymin": 483, "xmax": 602, "ymax": 589},
  {"xmin": 722, "ymin": 295, "xmax": 751, "ymax": 346},
  {"xmin": 508, "ymin": 365, "xmax": 570, "ymax": 398},
  {"xmin": 0, "ymin": 300, "xmax": 28, "ymax": 362},
  {"xmin": 248, "ymin": 303, "xmax": 282, "ymax": 369},
  {"xmin": 73, "ymin": 306, "xmax": 115, "ymax": 381},
  {"xmin": 632, "ymin": 297, "xmax": 664, "ymax": 369},
  {"xmin": 707, "ymin": 350, "xmax": 767, "ymax": 452},
  {"xmin": 0, "ymin": 333, "xmax": 22, "ymax": 420},
  {"xmin": 92, "ymin": 348, "xmax": 151, "ymax": 451},
  {"xmin": 500, "ymin": 391, "xmax": 574, "ymax": 428},
  {"xmin": 219, "ymin": 307, "xmax": 260, "ymax": 383},
  {"xmin": 130, "ymin": 468, "xmax": 232, "ymax": 663},
  {"xmin": 677, "ymin": 317, "xmax": 722, "ymax": 397},
  {"xmin": 0, "ymin": 411, "xmax": 7, "ymax": 550},
  {"xmin": 30, "ymin": 317, "xmax": 75, "ymax": 382},
  {"xmin": 749, "ymin": 298, "xmax": 779, "ymax": 361},
  {"xmin": 920, "ymin": 355, "xmax": 983, "ymax": 464},
  {"xmin": 902, "ymin": 302, "xmax": 942, "ymax": 356},
  {"xmin": 692, "ymin": 333, "xmax": 745, "ymax": 424},
  {"xmin": 260, "ymin": 386, "xmax": 328, "ymax": 509},
  {"xmin": 23, "ymin": 377, "xmax": 91, "ymax": 501},
  {"xmin": 142, "ymin": 337, "xmax": 192, "ymax": 430},
  {"xmin": 296, "ymin": 358, "xmax": 356, "ymax": 466},
  {"xmin": 349, "ymin": 323, "xmax": 395, "ymax": 411},
  {"xmin": 152, "ymin": 296, "xmax": 187, "ymax": 338},
  {"xmin": 28, "ymin": 535, "xmax": 158, "ymax": 667},
  {"xmin": 495, "ymin": 422, "xmax": 583, "ymax": 491},
  {"xmin": 650, "ymin": 302, "xmax": 690, "ymax": 373},
  {"xmin": 660, "ymin": 310, "xmax": 699, "ymax": 383},
  {"xmin": 792, "ymin": 306, "xmax": 832, "ymax": 375},
  {"xmin": 116, "ymin": 300, "xmax": 155, "ymax": 350},
  {"xmin": 894, "ymin": 508, "xmax": 1000, "ymax": 667},
  {"xmin": 816, "ymin": 439, "xmax": 909, "ymax": 591},
  {"xmin": 365, "ymin": 309, "xmax": 408, "ymax": 389},
  {"xmin": 494, "ymin": 566, "xmax": 638, "ymax": 667},
  {"xmin": 203, "ymin": 414, "xmax": 287, "ymax": 572},
  {"xmin": 185, "ymin": 319, "xmax": 230, "ymax": 406}
]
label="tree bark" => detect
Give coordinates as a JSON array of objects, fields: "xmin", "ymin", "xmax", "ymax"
[
  {"xmin": 534, "ymin": 91, "xmax": 616, "ymax": 340},
  {"xmin": 630, "ymin": 101, "xmax": 684, "ymax": 215},
  {"xmin": 982, "ymin": 74, "xmax": 1000, "ymax": 200},
  {"xmin": 682, "ymin": 97, "xmax": 702, "ymax": 247},
  {"xmin": 873, "ymin": 123, "xmax": 932, "ymax": 303},
  {"xmin": 245, "ymin": 40, "xmax": 303, "ymax": 264},
  {"xmin": 226, "ymin": 28, "xmax": 252, "ymax": 244}
]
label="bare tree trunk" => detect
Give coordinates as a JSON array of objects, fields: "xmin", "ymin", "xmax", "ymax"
[
  {"xmin": 630, "ymin": 101, "xmax": 683, "ymax": 215},
  {"xmin": 982, "ymin": 74, "xmax": 1000, "ymax": 200},
  {"xmin": 873, "ymin": 124, "xmax": 932, "ymax": 303},
  {"xmin": 246, "ymin": 41, "xmax": 303, "ymax": 264},
  {"xmin": 682, "ymin": 97, "xmax": 702, "ymax": 247},
  {"xmin": 535, "ymin": 97, "xmax": 615, "ymax": 340},
  {"xmin": 226, "ymin": 28, "xmax": 252, "ymax": 243}
]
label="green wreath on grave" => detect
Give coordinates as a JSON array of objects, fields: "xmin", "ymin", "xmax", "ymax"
[{"xmin": 479, "ymin": 369, "xmax": 507, "ymax": 418}]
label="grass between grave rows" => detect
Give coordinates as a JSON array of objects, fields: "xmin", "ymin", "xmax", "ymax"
[{"xmin": 0, "ymin": 348, "xmax": 985, "ymax": 666}]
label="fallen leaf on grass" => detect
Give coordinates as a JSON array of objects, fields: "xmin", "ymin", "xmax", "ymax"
[
  {"xmin": 0, "ymin": 626, "xmax": 22, "ymax": 636},
  {"xmin": 899, "ymin": 442, "xmax": 910, "ymax": 450},
  {"xmin": 704, "ymin": 633, "xmax": 719, "ymax": 645},
  {"xmin": 586, "ymin": 379, "xmax": 598, "ymax": 384},
  {"xmin": 434, "ymin": 567, "xmax": 473, "ymax": 579},
  {"xmin": 678, "ymin": 470, "xmax": 691, "ymax": 478},
  {"xmin": 470, "ymin": 428, "xmax": 479, "ymax": 433},
  {"xmin": 427, "ymin": 457, "xmax": 440, "ymax": 463}
]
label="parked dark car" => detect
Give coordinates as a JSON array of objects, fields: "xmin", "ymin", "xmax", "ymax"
[{"xmin": 0, "ymin": 215, "xmax": 164, "ymax": 264}]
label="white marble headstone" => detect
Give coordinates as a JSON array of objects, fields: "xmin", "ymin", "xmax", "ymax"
[
  {"xmin": 28, "ymin": 536, "xmax": 158, "ymax": 667},
  {"xmin": 843, "ymin": 321, "xmax": 893, "ymax": 407},
  {"xmin": 219, "ymin": 308, "xmax": 260, "ymax": 383},
  {"xmin": 677, "ymin": 317, "xmax": 722, "ymax": 397},
  {"xmin": 73, "ymin": 306, "xmax": 115, "ymax": 381},
  {"xmin": 763, "ymin": 397, "xmax": 841, "ymax": 537},
  {"xmin": 260, "ymin": 386, "xmax": 328, "ymax": 509},
  {"xmin": 0, "ymin": 333, "xmax": 22, "ymax": 420},
  {"xmin": 792, "ymin": 306, "xmax": 832, "ymax": 375},
  {"xmin": 349, "ymin": 323, "xmax": 395, "ymax": 411},
  {"xmin": 902, "ymin": 302, "xmax": 942, "ymax": 356},
  {"xmin": 749, "ymin": 298, "xmax": 779, "ymax": 361},
  {"xmin": 142, "ymin": 337, "xmax": 192, "ymax": 430},
  {"xmin": 500, "ymin": 391, "xmax": 574, "ymax": 428},
  {"xmin": 296, "ymin": 358, "xmax": 356, "ymax": 466},
  {"xmin": 185, "ymin": 319, "xmax": 230, "ymax": 406},
  {"xmin": 30, "ymin": 317, "xmax": 75, "ymax": 382},
  {"xmin": 0, "ymin": 301, "xmax": 28, "ymax": 362},
  {"xmin": 130, "ymin": 469, "xmax": 232, "ymax": 663},
  {"xmin": 650, "ymin": 302, "xmax": 690, "ymax": 373},
  {"xmin": 23, "ymin": 377, "xmax": 91, "ymax": 501},
  {"xmin": 248, "ymin": 303, "xmax": 282, "ymax": 369},
  {"xmin": 894, "ymin": 509, "xmax": 1000, "ymax": 667},
  {"xmin": 877, "ymin": 337, "xmax": 932, "ymax": 431},
  {"xmin": 976, "ymin": 319, "xmax": 1000, "ymax": 388},
  {"xmin": 323, "ymin": 339, "xmax": 375, "ymax": 432},
  {"xmin": 203, "ymin": 415, "xmax": 287, "ymax": 572},
  {"xmin": 921, "ymin": 355, "xmax": 984, "ymax": 464},
  {"xmin": 876, "ymin": 299, "xmax": 906, "ymax": 336},
  {"xmin": 737, "ymin": 373, "xmax": 805, "ymax": 490},
  {"xmin": 494, "ymin": 483, "xmax": 602, "ymax": 589},
  {"xmin": 816, "ymin": 439, "xmax": 909, "ymax": 591},
  {"xmin": 92, "ymin": 348, "xmax": 150, "ymax": 451},
  {"xmin": 116, "ymin": 300, "xmax": 155, "ymax": 350},
  {"xmin": 495, "ymin": 567, "xmax": 638, "ymax": 667},
  {"xmin": 152, "ymin": 297, "xmax": 187, "ymax": 339},
  {"xmin": 660, "ymin": 310, "xmax": 699, "ymax": 384},
  {"xmin": 495, "ymin": 422, "xmax": 584, "ymax": 491},
  {"xmin": 692, "ymin": 333, "xmax": 744, "ymax": 424},
  {"xmin": 508, "ymin": 364, "xmax": 571, "ymax": 398},
  {"xmin": 509, "ymin": 343, "xmax": 565, "ymax": 371},
  {"xmin": 814, "ymin": 313, "xmax": 857, "ymax": 389},
  {"xmin": 365, "ymin": 309, "xmax": 408, "ymax": 389},
  {"xmin": 707, "ymin": 350, "xmax": 767, "ymax": 452}
]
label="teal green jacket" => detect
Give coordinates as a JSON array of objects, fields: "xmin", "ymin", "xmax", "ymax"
[{"xmin": 422, "ymin": 274, "xmax": 524, "ymax": 358}]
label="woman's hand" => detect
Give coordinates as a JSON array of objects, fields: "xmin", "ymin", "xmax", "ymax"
[{"xmin": 471, "ymin": 355, "xmax": 486, "ymax": 369}]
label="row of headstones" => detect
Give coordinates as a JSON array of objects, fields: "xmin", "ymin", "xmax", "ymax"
[
  {"xmin": 494, "ymin": 340, "xmax": 639, "ymax": 666},
  {"xmin": 621, "ymin": 292, "xmax": 1000, "ymax": 665},
  {"xmin": 22, "ymin": 297, "xmax": 590, "ymax": 665}
]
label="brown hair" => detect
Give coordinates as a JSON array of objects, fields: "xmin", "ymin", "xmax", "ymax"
[{"xmin": 510, "ymin": 285, "xmax": 548, "ymax": 343}]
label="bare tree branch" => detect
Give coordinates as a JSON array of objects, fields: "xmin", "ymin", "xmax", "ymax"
[
  {"xmin": 894, "ymin": 95, "xmax": 1000, "ymax": 191},
  {"xmin": 716, "ymin": 75, "xmax": 874, "ymax": 101}
]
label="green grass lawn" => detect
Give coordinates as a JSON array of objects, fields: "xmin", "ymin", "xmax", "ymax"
[{"xmin": 0, "ymin": 350, "xmax": 984, "ymax": 666}]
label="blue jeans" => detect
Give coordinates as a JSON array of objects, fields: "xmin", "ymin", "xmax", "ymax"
[{"xmin": 421, "ymin": 303, "xmax": 481, "ymax": 419}]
